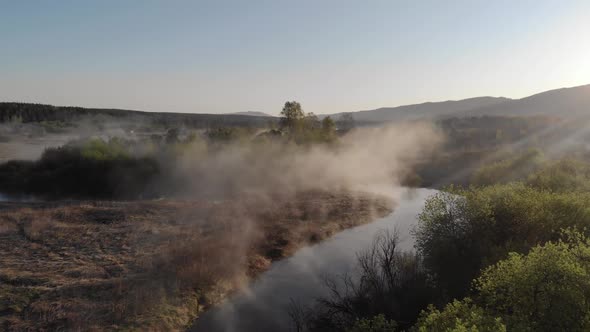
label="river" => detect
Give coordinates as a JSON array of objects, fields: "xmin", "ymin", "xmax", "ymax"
[
  {"xmin": 0, "ymin": 193, "xmax": 39, "ymax": 202},
  {"xmin": 190, "ymin": 187, "xmax": 438, "ymax": 332}
]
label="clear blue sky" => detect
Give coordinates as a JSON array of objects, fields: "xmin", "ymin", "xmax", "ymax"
[{"xmin": 1, "ymin": 1, "xmax": 589, "ymax": 115}]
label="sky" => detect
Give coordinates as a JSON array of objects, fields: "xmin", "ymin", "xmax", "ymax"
[{"xmin": 1, "ymin": 1, "xmax": 589, "ymax": 115}]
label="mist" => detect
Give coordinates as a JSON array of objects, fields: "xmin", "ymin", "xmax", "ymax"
[{"xmin": 171, "ymin": 122, "xmax": 442, "ymax": 200}]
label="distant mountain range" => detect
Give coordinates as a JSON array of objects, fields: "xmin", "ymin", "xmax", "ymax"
[
  {"xmin": 2, "ymin": 84, "xmax": 589, "ymax": 126},
  {"xmin": 229, "ymin": 111, "xmax": 274, "ymax": 117},
  {"xmin": 325, "ymin": 96, "xmax": 510, "ymax": 122},
  {"xmin": 324, "ymin": 84, "xmax": 590, "ymax": 123},
  {"xmin": 467, "ymin": 84, "xmax": 590, "ymax": 118}
]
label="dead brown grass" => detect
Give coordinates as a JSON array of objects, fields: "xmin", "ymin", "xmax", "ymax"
[{"xmin": 0, "ymin": 191, "xmax": 391, "ymax": 331}]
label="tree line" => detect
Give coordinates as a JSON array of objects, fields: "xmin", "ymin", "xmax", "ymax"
[{"xmin": 292, "ymin": 153, "xmax": 590, "ymax": 331}]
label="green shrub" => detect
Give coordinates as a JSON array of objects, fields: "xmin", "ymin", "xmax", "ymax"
[
  {"xmin": 0, "ymin": 138, "xmax": 159, "ymax": 199},
  {"xmin": 414, "ymin": 299, "xmax": 505, "ymax": 332},
  {"xmin": 77, "ymin": 138, "xmax": 130, "ymax": 160},
  {"xmin": 414, "ymin": 183, "xmax": 590, "ymax": 299},
  {"xmin": 475, "ymin": 231, "xmax": 590, "ymax": 331}
]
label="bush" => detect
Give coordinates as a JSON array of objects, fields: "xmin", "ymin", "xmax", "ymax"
[
  {"xmin": 0, "ymin": 138, "xmax": 159, "ymax": 199},
  {"xmin": 475, "ymin": 231, "xmax": 590, "ymax": 331},
  {"xmin": 413, "ymin": 183, "xmax": 590, "ymax": 299},
  {"xmin": 414, "ymin": 299, "xmax": 505, "ymax": 332},
  {"xmin": 77, "ymin": 138, "xmax": 130, "ymax": 160}
]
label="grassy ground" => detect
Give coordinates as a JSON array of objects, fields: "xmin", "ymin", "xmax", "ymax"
[{"xmin": 0, "ymin": 191, "xmax": 391, "ymax": 331}]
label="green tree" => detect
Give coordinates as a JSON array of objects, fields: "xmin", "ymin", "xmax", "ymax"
[
  {"xmin": 413, "ymin": 188, "xmax": 490, "ymax": 299},
  {"xmin": 475, "ymin": 232, "xmax": 590, "ymax": 331},
  {"xmin": 413, "ymin": 183, "xmax": 590, "ymax": 300},
  {"xmin": 414, "ymin": 299, "xmax": 505, "ymax": 332},
  {"xmin": 280, "ymin": 101, "xmax": 305, "ymax": 130}
]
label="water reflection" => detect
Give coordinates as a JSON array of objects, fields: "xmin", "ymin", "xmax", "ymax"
[{"xmin": 191, "ymin": 188, "xmax": 437, "ymax": 332}]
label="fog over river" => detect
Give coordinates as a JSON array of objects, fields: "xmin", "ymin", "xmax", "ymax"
[{"xmin": 191, "ymin": 187, "xmax": 437, "ymax": 332}]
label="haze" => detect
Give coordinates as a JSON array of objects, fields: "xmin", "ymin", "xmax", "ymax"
[{"xmin": 1, "ymin": 0, "xmax": 589, "ymax": 114}]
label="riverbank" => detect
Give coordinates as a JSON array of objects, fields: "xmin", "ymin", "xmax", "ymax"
[
  {"xmin": 0, "ymin": 191, "xmax": 391, "ymax": 331},
  {"xmin": 192, "ymin": 188, "xmax": 436, "ymax": 332}
]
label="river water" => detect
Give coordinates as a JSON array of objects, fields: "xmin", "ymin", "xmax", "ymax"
[
  {"xmin": 191, "ymin": 187, "xmax": 438, "ymax": 332},
  {"xmin": 0, "ymin": 193, "xmax": 39, "ymax": 202}
]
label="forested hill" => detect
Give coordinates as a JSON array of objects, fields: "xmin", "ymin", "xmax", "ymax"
[
  {"xmin": 325, "ymin": 96, "xmax": 510, "ymax": 122},
  {"xmin": 324, "ymin": 83, "xmax": 590, "ymax": 123},
  {"xmin": 5, "ymin": 83, "xmax": 589, "ymax": 128},
  {"xmin": 0, "ymin": 102, "xmax": 275, "ymax": 128},
  {"xmin": 467, "ymin": 84, "xmax": 590, "ymax": 118}
]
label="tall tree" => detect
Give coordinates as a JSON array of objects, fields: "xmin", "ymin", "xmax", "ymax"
[{"xmin": 280, "ymin": 101, "xmax": 304, "ymax": 130}]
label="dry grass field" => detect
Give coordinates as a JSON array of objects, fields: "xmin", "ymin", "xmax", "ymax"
[{"xmin": 0, "ymin": 191, "xmax": 391, "ymax": 331}]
